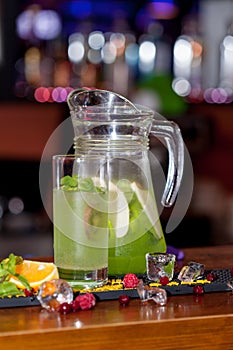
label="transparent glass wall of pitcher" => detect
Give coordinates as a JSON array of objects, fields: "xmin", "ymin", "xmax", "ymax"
[{"xmin": 67, "ymin": 89, "xmax": 184, "ymax": 276}]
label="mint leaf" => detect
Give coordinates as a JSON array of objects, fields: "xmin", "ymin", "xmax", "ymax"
[
  {"xmin": 78, "ymin": 177, "xmax": 95, "ymax": 192},
  {"xmin": 7, "ymin": 253, "xmax": 17, "ymax": 275},
  {"xmin": 61, "ymin": 175, "xmax": 78, "ymax": 188},
  {"xmin": 0, "ymin": 253, "xmax": 31, "ymax": 295},
  {"xmin": 15, "ymin": 256, "xmax": 24, "ymax": 265},
  {"xmin": 14, "ymin": 274, "xmax": 31, "ymax": 290},
  {"xmin": 0, "ymin": 281, "xmax": 24, "ymax": 298},
  {"xmin": 60, "ymin": 175, "xmax": 105, "ymax": 193}
]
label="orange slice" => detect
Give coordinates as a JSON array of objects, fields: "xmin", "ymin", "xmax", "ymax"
[{"xmin": 9, "ymin": 260, "xmax": 59, "ymax": 290}]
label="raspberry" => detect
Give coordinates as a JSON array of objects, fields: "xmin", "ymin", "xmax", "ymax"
[
  {"xmin": 193, "ymin": 285, "xmax": 204, "ymax": 296},
  {"xmin": 123, "ymin": 273, "xmax": 139, "ymax": 288},
  {"xmin": 75, "ymin": 293, "xmax": 96, "ymax": 310},
  {"xmin": 59, "ymin": 302, "xmax": 73, "ymax": 314},
  {"xmin": 118, "ymin": 294, "xmax": 130, "ymax": 306},
  {"xmin": 206, "ymin": 272, "xmax": 216, "ymax": 282},
  {"xmin": 24, "ymin": 288, "xmax": 36, "ymax": 297},
  {"xmin": 159, "ymin": 276, "xmax": 170, "ymax": 286},
  {"xmin": 71, "ymin": 299, "xmax": 81, "ymax": 312}
]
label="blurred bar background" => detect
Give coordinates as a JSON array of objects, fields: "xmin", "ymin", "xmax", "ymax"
[{"xmin": 0, "ymin": 0, "xmax": 233, "ymax": 257}]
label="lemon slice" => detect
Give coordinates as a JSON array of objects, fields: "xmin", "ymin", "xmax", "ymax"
[
  {"xmin": 108, "ymin": 182, "xmax": 129, "ymax": 238},
  {"xmin": 82, "ymin": 177, "xmax": 130, "ymax": 238},
  {"xmin": 130, "ymin": 181, "xmax": 163, "ymax": 239},
  {"xmin": 9, "ymin": 260, "xmax": 59, "ymax": 290}
]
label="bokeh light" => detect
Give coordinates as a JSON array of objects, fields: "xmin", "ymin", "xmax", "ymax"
[
  {"xmin": 139, "ymin": 41, "xmax": 156, "ymax": 73},
  {"xmin": 16, "ymin": 9, "xmax": 34, "ymax": 40},
  {"xmin": 34, "ymin": 86, "xmax": 74, "ymax": 103},
  {"xmin": 33, "ymin": 10, "xmax": 62, "ymax": 40},
  {"xmin": 125, "ymin": 43, "xmax": 139, "ymax": 66},
  {"xmin": 52, "ymin": 87, "xmax": 68, "ymax": 103},
  {"xmin": 172, "ymin": 77, "xmax": 191, "ymax": 97},
  {"xmin": 101, "ymin": 42, "xmax": 117, "ymax": 64},
  {"xmin": 88, "ymin": 31, "xmax": 105, "ymax": 50},
  {"xmin": 87, "ymin": 49, "xmax": 102, "ymax": 64},
  {"xmin": 110, "ymin": 33, "xmax": 125, "ymax": 56},
  {"xmin": 8, "ymin": 197, "xmax": 24, "ymax": 215},
  {"xmin": 68, "ymin": 41, "xmax": 85, "ymax": 63},
  {"xmin": 173, "ymin": 37, "xmax": 193, "ymax": 65},
  {"xmin": 34, "ymin": 87, "xmax": 50, "ymax": 103}
]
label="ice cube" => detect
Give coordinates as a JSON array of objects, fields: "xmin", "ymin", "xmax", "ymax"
[
  {"xmin": 178, "ymin": 261, "xmax": 205, "ymax": 282},
  {"xmin": 37, "ymin": 279, "xmax": 73, "ymax": 311},
  {"xmin": 149, "ymin": 288, "xmax": 167, "ymax": 306},
  {"xmin": 146, "ymin": 252, "xmax": 176, "ymax": 282},
  {"xmin": 137, "ymin": 279, "xmax": 167, "ymax": 306}
]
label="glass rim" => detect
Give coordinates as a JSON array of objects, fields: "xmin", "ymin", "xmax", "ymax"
[{"xmin": 52, "ymin": 154, "xmax": 106, "ymax": 160}]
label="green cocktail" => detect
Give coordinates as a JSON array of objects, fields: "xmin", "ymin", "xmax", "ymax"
[{"xmin": 53, "ymin": 173, "xmax": 108, "ymax": 289}]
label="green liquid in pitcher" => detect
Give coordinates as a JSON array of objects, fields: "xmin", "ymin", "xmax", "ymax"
[{"xmin": 108, "ymin": 181, "xmax": 166, "ymax": 276}]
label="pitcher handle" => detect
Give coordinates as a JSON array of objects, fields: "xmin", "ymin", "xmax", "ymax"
[{"xmin": 150, "ymin": 119, "xmax": 184, "ymax": 207}]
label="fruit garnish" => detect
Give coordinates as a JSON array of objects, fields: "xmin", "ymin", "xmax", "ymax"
[
  {"xmin": 193, "ymin": 285, "xmax": 204, "ymax": 295},
  {"xmin": 24, "ymin": 288, "xmax": 36, "ymax": 297},
  {"xmin": 206, "ymin": 272, "xmax": 216, "ymax": 282},
  {"xmin": 0, "ymin": 253, "xmax": 31, "ymax": 297},
  {"xmin": 130, "ymin": 182, "xmax": 163, "ymax": 240},
  {"xmin": 71, "ymin": 299, "xmax": 81, "ymax": 312},
  {"xmin": 159, "ymin": 276, "xmax": 170, "ymax": 286},
  {"xmin": 61, "ymin": 175, "xmax": 79, "ymax": 189},
  {"xmin": 74, "ymin": 293, "xmax": 96, "ymax": 310},
  {"xmin": 123, "ymin": 273, "xmax": 139, "ymax": 288},
  {"xmin": 108, "ymin": 181, "xmax": 129, "ymax": 238},
  {"xmin": 118, "ymin": 294, "xmax": 130, "ymax": 306},
  {"xmin": 60, "ymin": 175, "xmax": 104, "ymax": 192},
  {"xmin": 9, "ymin": 259, "xmax": 59, "ymax": 290},
  {"xmin": 59, "ymin": 302, "xmax": 73, "ymax": 314}
]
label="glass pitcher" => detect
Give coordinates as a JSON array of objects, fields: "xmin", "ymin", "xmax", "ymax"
[{"xmin": 67, "ymin": 89, "xmax": 184, "ymax": 276}]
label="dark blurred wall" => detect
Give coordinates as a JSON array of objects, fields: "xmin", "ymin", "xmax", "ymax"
[{"xmin": 0, "ymin": 0, "xmax": 20, "ymax": 99}]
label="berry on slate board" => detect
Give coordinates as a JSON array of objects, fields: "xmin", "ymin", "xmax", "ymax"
[
  {"xmin": 206, "ymin": 272, "xmax": 216, "ymax": 281},
  {"xmin": 123, "ymin": 273, "xmax": 139, "ymax": 288},
  {"xmin": 71, "ymin": 299, "xmax": 81, "ymax": 312},
  {"xmin": 24, "ymin": 288, "xmax": 35, "ymax": 297},
  {"xmin": 75, "ymin": 293, "xmax": 96, "ymax": 310},
  {"xmin": 159, "ymin": 276, "xmax": 170, "ymax": 286}
]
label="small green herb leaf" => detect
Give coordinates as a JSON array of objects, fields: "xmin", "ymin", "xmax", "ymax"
[
  {"xmin": 78, "ymin": 178, "xmax": 95, "ymax": 192},
  {"xmin": 0, "ymin": 253, "xmax": 31, "ymax": 297},
  {"xmin": 61, "ymin": 175, "xmax": 78, "ymax": 188},
  {"xmin": 14, "ymin": 274, "xmax": 31, "ymax": 290},
  {"xmin": 60, "ymin": 175, "xmax": 106, "ymax": 193},
  {"xmin": 0, "ymin": 281, "xmax": 24, "ymax": 298}
]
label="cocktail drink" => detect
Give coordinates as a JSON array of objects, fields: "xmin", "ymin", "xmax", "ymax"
[{"xmin": 53, "ymin": 155, "xmax": 108, "ymax": 289}]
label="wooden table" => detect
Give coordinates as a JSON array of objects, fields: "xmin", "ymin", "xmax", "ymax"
[{"xmin": 1, "ymin": 245, "xmax": 233, "ymax": 350}]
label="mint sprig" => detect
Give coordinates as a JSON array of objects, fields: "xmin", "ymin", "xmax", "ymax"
[
  {"xmin": 0, "ymin": 253, "xmax": 31, "ymax": 297},
  {"xmin": 60, "ymin": 175, "xmax": 105, "ymax": 193},
  {"xmin": 61, "ymin": 175, "xmax": 78, "ymax": 190}
]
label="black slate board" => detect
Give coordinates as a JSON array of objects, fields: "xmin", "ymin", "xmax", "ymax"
[{"xmin": 0, "ymin": 268, "xmax": 232, "ymax": 308}]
